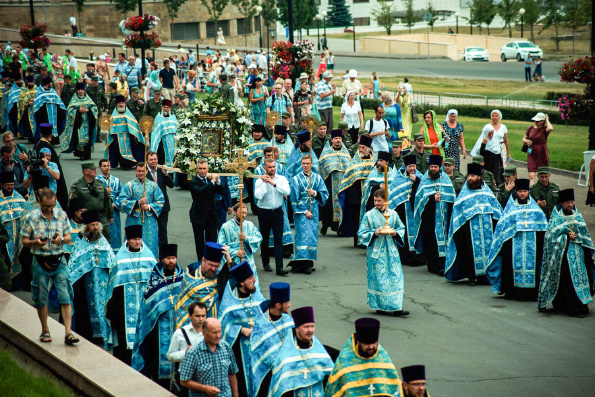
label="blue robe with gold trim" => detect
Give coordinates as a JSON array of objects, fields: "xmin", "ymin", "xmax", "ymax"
[
  {"xmin": 97, "ymin": 174, "xmax": 123, "ymax": 251},
  {"xmin": 60, "ymin": 93, "xmax": 98, "ymax": 153},
  {"xmin": 33, "ymin": 86, "xmax": 66, "ymax": 139},
  {"xmin": 174, "ymin": 264, "xmax": 220, "ymax": 329},
  {"xmin": 104, "ymin": 108, "xmax": 145, "ymax": 162},
  {"xmin": 217, "ymin": 218, "xmax": 262, "ymax": 283},
  {"xmin": 150, "ymin": 112, "xmax": 178, "ymax": 166},
  {"xmin": 0, "ymin": 191, "xmax": 26, "ymax": 276},
  {"xmin": 319, "ymin": 142, "xmax": 351, "ymax": 225}
]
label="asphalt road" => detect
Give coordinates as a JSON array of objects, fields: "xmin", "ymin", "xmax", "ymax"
[{"xmin": 16, "ymin": 138, "xmax": 595, "ymax": 396}]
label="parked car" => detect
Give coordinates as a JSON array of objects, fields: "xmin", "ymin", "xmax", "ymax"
[
  {"xmin": 500, "ymin": 41, "xmax": 543, "ymax": 62},
  {"xmin": 461, "ymin": 47, "xmax": 489, "ymax": 61}
]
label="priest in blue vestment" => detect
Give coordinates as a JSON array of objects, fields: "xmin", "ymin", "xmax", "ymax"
[
  {"xmin": 16, "ymin": 76, "xmax": 37, "ymax": 142},
  {"xmin": 0, "ymin": 171, "xmax": 26, "ymax": 276},
  {"xmin": 254, "ymin": 146, "xmax": 294, "ymax": 257},
  {"xmin": 2, "ymin": 73, "xmax": 23, "ymax": 133},
  {"xmin": 286, "ymin": 130, "xmax": 320, "ymax": 179},
  {"xmin": 219, "ymin": 261, "xmax": 265, "ymax": 396},
  {"xmin": 268, "ymin": 306, "xmax": 334, "ymax": 397},
  {"xmin": 131, "ymin": 243, "xmax": 184, "ymax": 388},
  {"xmin": 104, "ymin": 95, "xmax": 145, "ymax": 169},
  {"xmin": 358, "ymin": 188, "xmax": 409, "ymax": 316},
  {"xmin": 118, "ymin": 162, "xmax": 165, "ymax": 258},
  {"xmin": 96, "ymin": 159, "xmax": 123, "ymax": 251},
  {"xmin": 486, "ymin": 179, "xmax": 548, "ymax": 300},
  {"xmin": 217, "ymin": 202, "xmax": 262, "ymax": 283},
  {"xmin": 60, "ymin": 82, "xmax": 98, "ymax": 160},
  {"xmin": 175, "ymin": 242, "xmax": 232, "ymax": 327},
  {"xmin": 445, "ymin": 163, "xmax": 502, "ymax": 285},
  {"xmin": 337, "ymin": 135, "xmax": 376, "ymax": 246},
  {"xmin": 105, "ymin": 225, "xmax": 157, "ymax": 365},
  {"xmin": 326, "ymin": 318, "xmax": 403, "ymax": 397},
  {"xmin": 149, "ymin": 99, "xmax": 177, "ymax": 167},
  {"xmin": 289, "ymin": 155, "xmax": 328, "ymax": 274},
  {"xmin": 33, "ymin": 76, "xmax": 66, "ymax": 141},
  {"xmin": 319, "ymin": 129, "xmax": 351, "ymax": 235},
  {"xmin": 68, "ymin": 210, "xmax": 115, "ymax": 343},
  {"xmin": 245, "ymin": 124, "xmax": 269, "ymax": 214},
  {"xmin": 412, "ymin": 155, "xmax": 456, "ymax": 276},
  {"xmin": 251, "ymin": 282, "xmax": 294, "ymax": 397},
  {"xmin": 359, "ymin": 151, "xmax": 395, "ymax": 238},
  {"xmin": 271, "ymin": 124, "xmax": 294, "ymax": 167},
  {"xmin": 538, "ymin": 189, "xmax": 595, "ymax": 318},
  {"xmin": 388, "ymin": 155, "xmax": 424, "ymax": 266}
]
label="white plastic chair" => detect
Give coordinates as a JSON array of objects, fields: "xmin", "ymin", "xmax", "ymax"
[{"xmin": 577, "ymin": 150, "xmax": 595, "ymax": 187}]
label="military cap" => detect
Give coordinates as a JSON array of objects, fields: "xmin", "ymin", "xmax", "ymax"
[
  {"xmin": 81, "ymin": 162, "xmax": 97, "ymax": 170},
  {"xmin": 413, "ymin": 133, "xmax": 424, "ymax": 141},
  {"xmin": 131, "ymin": 87, "xmax": 140, "ymax": 93},
  {"xmin": 392, "ymin": 139, "xmax": 403, "ymax": 148},
  {"xmin": 281, "ymin": 111, "xmax": 291, "ymax": 118},
  {"xmin": 337, "ymin": 121, "xmax": 348, "ymax": 130},
  {"xmin": 472, "ymin": 155, "xmax": 484, "ymax": 164},
  {"xmin": 153, "ymin": 88, "xmax": 161, "ymax": 94},
  {"xmin": 91, "ymin": 75, "xmax": 99, "ymax": 81},
  {"xmin": 537, "ymin": 166, "xmax": 550, "ymax": 175},
  {"xmin": 443, "ymin": 157, "xmax": 455, "ymax": 165},
  {"xmin": 502, "ymin": 165, "xmax": 517, "ymax": 176},
  {"xmin": 109, "ymin": 81, "xmax": 117, "ymax": 89}
]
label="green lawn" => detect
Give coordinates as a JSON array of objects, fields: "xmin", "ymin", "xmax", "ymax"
[{"xmin": 0, "ymin": 350, "xmax": 71, "ymax": 397}]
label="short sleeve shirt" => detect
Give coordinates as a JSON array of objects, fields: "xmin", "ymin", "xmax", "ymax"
[
  {"xmin": 20, "ymin": 207, "xmax": 72, "ymax": 256},
  {"xmin": 159, "ymin": 68, "xmax": 176, "ymax": 89},
  {"xmin": 481, "ymin": 123, "xmax": 508, "ymax": 154},
  {"xmin": 179, "ymin": 340, "xmax": 238, "ymax": 397},
  {"xmin": 316, "ymin": 81, "xmax": 333, "ymax": 110}
]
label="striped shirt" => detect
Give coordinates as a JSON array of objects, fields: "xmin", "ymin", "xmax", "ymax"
[
  {"xmin": 266, "ymin": 94, "xmax": 291, "ymax": 114},
  {"xmin": 20, "ymin": 207, "xmax": 71, "ymax": 255},
  {"xmin": 316, "ymin": 81, "xmax": 334, "ymax": 110}
]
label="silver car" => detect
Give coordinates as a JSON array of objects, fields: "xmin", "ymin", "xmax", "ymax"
[
  {"xmin": 500, "ymin": 41, "xmax": 543, "ymax": 62},
  {"xmin": 461, "ymin": 47, "xmax": 489, "ymax": 61}
]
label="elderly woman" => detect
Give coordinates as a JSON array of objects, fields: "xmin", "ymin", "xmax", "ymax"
[
  {"xmin": 420, "ymin": 110, "xmax": 446, "ymax": 157},
  {"xmin": 184, "ymin": 70, "xmax": 200, "ymax": 103},
  {"xmin": 396, "ymin": 84, "xmax": 414, "ymax": 138},
  {"xmin": 441, "ymin": 109, "xmax": 466, "ymax": 171},
  {"xmin": 471, "ymin": 110, "xmax": 510, "ymax": 185},
  {"xmin": 340, "ymin": 91, "xmax": 364, "ymax": 143},
  {"xmin": 381, "ymin": 91, "xmax": 403, "ymax": 141},
  {"xmin": 522, "ymin": 112, "xmax": 553, "ymax": 184}
]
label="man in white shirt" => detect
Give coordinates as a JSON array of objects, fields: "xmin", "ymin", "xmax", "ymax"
[
  {"xmin": 258, "ymin": 52, "xmax": 267, "ymax": 70},
  {"xmin": 167, "ymin": 301, "xmax": 206, "ymax": 363},
  {"xmin": 70, "ymin": 15, "xmax": 77, "ymax": 36},
  {"xmin": 66, "ymin": 50, "xmax": 77, "ymax": 77},
  {"xmin": 254, "ymin": 158, "xmax": 291, "ymax": 276},
  {"xmin": 365, "ymin": 105, "xmax": 390, "ymax": 153}
]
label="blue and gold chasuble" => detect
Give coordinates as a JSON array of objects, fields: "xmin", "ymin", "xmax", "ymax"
[
  {"xmin": 150, "ymin": 112, "xmax": 178, "ymax": 166},
  {"xmin": 0, "ymin": 190, "xmax": 26, "ymax": 275},
  {"xmin": 270, "ymin": 137, "xmax": 294, "ymax": 166},
  {"xmin": 325, "ymin": 334, "xmax": 402, "ymax": 397},
  {"xmin": 68, "ymin": 235, "xmax": 115, "ymax": 342},
  {"xmin": 132, "ymin": 263, "xmax": 184, "ymax": 379},
  {"xmin": 16, "ymin": 86, "xmax": 37, "ymax": 134},
  {"xmin": 2, "ymin": 83, "xmax": 22, "ymax": 131},
  {"xmin": 104, "ymin": 108, "xmax": 145, "ymax": 162},
  {"xmin": 412, "ymin": 172, "xmax": 456, "ymax": 257},
  {"xmin": 486, "ymin": 196, "xmax": 548, "ymax": 293},
  {"xmin": 106, "ymin": 242, "xmax": 156, "ymax": 349},
  {"xmin": 319, "ymin": 142, "xmax": 351, "ymax": 224},
  {"xmin": 219, "ymin": 284, "xmax": 266, "ymax": 394},
  {"xmin": 33, "ymin": 87, "xmax": 66, "ymax": 139},
  {"xmin": 97, "ymin": 173, "xmax": 124, "ymax": 251},
  {"xmin": 268, "ymin": 335, "xmax": 334, "ymax": 397},
  {"xmin": 286, "ymin": 146, "xmax": 320, "ymax": 179},
  {"xmin": 358, "ymin": 207, "xmax": 406, "ymax": 311},
  {"xmin": 445, "ymin": 182, "xmax": 502, "ymax": 281},
  {"xmin": 217, "ymin": 218, "xmax": 262, "ymax": 284},
  {"xmin": 175, "ymin": 264, "xmax": 220, "ymax": 329},
  {"xmin": 389, "ymin": 168, "xmax": 423, "ymax": 250},
  {"xmin": 246, "ymin": 137, "xmax": 270, "ymax": 164},
  {"xmin": 60, "ymin": 93, "xmax": 98, "ymax": 153},
  {"xmin": 290, "ymin": 172, "xmax": 328, "ymax": 261},
  {"xmin": 538, "ymin": 206, "xmax": 595, "ymax": 310},
  {"xmin": 118, "ymin": 178, "xmax": 164, "ymax": 258}
]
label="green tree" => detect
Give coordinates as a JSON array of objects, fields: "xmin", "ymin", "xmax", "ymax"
[
  {"xmin": 200, "ymin": 0, "xmax": 229, "ymax": 44},
  {"xmin": 278, "ymin": 0, "xmax": 317, "ymax": 37},
  {"xmin": 401, "ymin": 0, "xmax": 416, "ymax": 33},
  {"xmin": 259, "ymin": 0, "xmax": 277, "ymax": 31},
  {"xmin": 519, "ymin": 0, "xmax": 541, "ymax": 42},
  {"xmin": 539, "ymin": 0, "xmax": 564, "ymax": 50},
  {"xmin": 372, "ymin": 2, "xmax": 396, "ymax": 35},
  {"xmin": 72, "ymin": 0, "xmax": 85, "ymax": 33},
  {"xmin": 163, "ymin": 0, "xmax": 189, "ymax": 18},
  {"xmin": 232, "ymin": 0, "xmax": 259, "ymax": 46},
  {"xmin": 498, "ymin": 0, "xmax": 520, "ymax": 38},
  {"xmin": 425, "ymin": 2, "xmax": 439, "ymax": 31},
  {"xmin": 562, "ymin": 0, "xmax": 591, "ymax": 56},
  {"xmin": 465, "ymin": 0, "xmax": 480, "ymax": 35},
  {"xmin": 475, "ymin": 0, "xmax": 497, "ymax": 35},
  {"xmin": 112, "ymin": 0, "xmax": 136, "ymax": 14},
  {"xmin": 327, "ymin": 0, "xmax": 353, "ymax": 27}
]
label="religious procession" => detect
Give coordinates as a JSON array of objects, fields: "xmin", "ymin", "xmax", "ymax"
[{"xmin": 0, "ymin": 33, "xmax": 593, "ymax": 397}]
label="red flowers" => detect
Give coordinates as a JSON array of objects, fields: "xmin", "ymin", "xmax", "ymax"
[
  {"xmin": 124, "ymin": 15, "xmax": 160, "ymax": 32},
  {"xmin": 19, "ymin": 23, "xmax": 49, "ymax": 49},
  {"xmin": 559, "ymin": 56, "xmax": 594, "ymax": 85},
  {"xmin": 123, "ymin": 32, "xmax": 162, "ymax": 49}
]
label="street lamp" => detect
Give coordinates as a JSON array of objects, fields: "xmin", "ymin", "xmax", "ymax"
[
  {"xmin": 470, "ymin": 10, "xmax": 473, "ymax": 35},
  {"xmin": 256, "ymin": 5, "xmax": 263, "ymax": 48},
  {"xmin": 321, "ymin": 11, "xmax": 327, "ymax": 49},
  {"xmin": 455, "ymin": 12, "xmax": 459, "ymax": 35},
  {"xmin": 519, "ymin": 8, "xmax": 525, "ymax": 39},
  {"xmin": 267, "ymin": 27, "xmax": 275, "ymax": 85},
  {"xmin": 315, "ymin": 14, "xmax": 322, "ymax": 51}
]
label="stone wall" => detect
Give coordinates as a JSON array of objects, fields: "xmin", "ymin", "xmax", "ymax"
[{"xmin": 0, "ymin": 0, "xmax": 261, "ymax": 47}]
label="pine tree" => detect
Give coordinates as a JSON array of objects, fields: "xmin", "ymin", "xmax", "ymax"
[{"xmin": 327, "ymin": 0, "xmax": 353, "ymax": 27}]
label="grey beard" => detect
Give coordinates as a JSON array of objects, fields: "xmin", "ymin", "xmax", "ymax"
[
  {"xmin": 117, "ymin": 107, "xmax": 126, "ymax": 113},
  {"xmin": 84, "ymin": 230, "xmax": 101, "ymax": 241}
]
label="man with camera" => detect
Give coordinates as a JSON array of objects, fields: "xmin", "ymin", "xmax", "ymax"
[
  {"xmin": 20, "ymin": 188, "xmax": 79, "ymax": 345},
  {"xmin": 23, "ymin": 148, "xmax": 60, "ymax": 195}
]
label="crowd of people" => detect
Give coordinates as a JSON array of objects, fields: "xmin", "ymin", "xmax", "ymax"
[{"xmin": 0, "ymin": 42, "xmax": 593, "ymax": 397}]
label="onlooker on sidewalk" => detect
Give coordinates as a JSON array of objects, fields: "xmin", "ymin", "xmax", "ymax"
[
  {"xmin": 524, "ymin": 54, "xmax": 533, "ymax": 82},
  {"xmin": 159, "ymin": 58, "xmax": 179, "ymax": 101},
  {"xmin": 70, "ymin": 14, "xmax": 77, "ymax": 36},
  {"xmin": 316, "ymin": 71, "xmax": 335, "ymax": 131}
]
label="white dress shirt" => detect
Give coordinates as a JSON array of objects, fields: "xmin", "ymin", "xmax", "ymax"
[
  {"xmin": 254, "ymin": 173, "xmax": 291, "ymax": 209},
  {"xmin": 166, "ymin": 324, "xmax": 204, "ymax": 362}
]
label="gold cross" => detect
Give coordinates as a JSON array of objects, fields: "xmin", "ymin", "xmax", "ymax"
[
  {"xmin": 524, "ymin": 220, "xmax": 528, "ymax": 227},
  {"xmin": 302, "ymin": 368, "xmax": 308, "ymax": 379},
  {"xmin": 134, "ymin": 274, "xmax": 139, "ymax": 284},
  {"xmin": 302, "ymin": 115, "xmax": 320, "ymax": 134},
  {"xmin": 248, "ymin": 320, "xmax": 254, "ymax": 327},
  {"xmin": 168, "ymin": 295, "xmax": 174, "ymax": 304},
  {"xmin": 406, "ymin": 193, "xmax": 411, "ymax": 201},
  {"xmin": 95, "ymin": 258, "xmax": 99, "ymax": 265},
  {"xmin": 225, "ymin": 148, "xmax": 257, "ymax": 177}
]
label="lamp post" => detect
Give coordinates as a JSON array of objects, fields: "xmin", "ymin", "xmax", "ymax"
[
  {"xmin": 519, "ymin": 8, "xmax": 525, "ymax": 39},
  {"xmin": 268, "ymin": 27, "xmax": 275, "ymax": 85},
  {"xmin": 256, "ymin": 5, "xmax": 263, "ymax": 48},
  {"xmin": 470, "ymin": 10, "xmax": 473, "ymax": 35},
  {"xmin": 455, "ymin": 12, "xmax": 459, "ymax": 35},
  {"xmin": 29, "ymin": 0, "xmax": 35, "ymax": 24},
  {"xmin": 322, "ymin": 11, "xmax": 327, "ymax": 49},
  {"xmin": 315, "ymin": 14, "xmax": 322, "ymax": 51},
  {"xmin": 138, "ymin": 0, "xmax": 146, "ymax": 80}
]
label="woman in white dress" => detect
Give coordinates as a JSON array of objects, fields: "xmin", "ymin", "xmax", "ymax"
[{"xmin": 217, "ymin": 27, "xmax": 226, "ymax": 45}]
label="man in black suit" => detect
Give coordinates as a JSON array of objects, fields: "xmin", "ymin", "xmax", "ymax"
[
  {"xmin": 188, "ymin": 158, "xmax": 226, "ymax": 261},
  {"xmin": 146, "ymin": 151, "xmax": 174, "ymax": 246}
]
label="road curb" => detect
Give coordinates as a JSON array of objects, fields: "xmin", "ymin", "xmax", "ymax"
[{"xmin": 464, "ymin": 150, "xmax": 580, "ymax": 178}]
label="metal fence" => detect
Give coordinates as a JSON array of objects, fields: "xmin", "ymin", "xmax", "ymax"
[{"xmin": 412, "ymin": 90, "xmax": 559, "ymax": 111}]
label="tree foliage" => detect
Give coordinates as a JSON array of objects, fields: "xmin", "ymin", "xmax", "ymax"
[
  {"xmin": 401, "ymin": 0, "xmax": 416, "ymax": 33},
  {"xmin": 519, "ymin": 0, "xmax": 541, "ymax": 42},
  {"xmin": 163, "ymin": 0, "xmax": 189, "ymax": 18},
  {"xmin": 327, "ymin": 0, "xmax": 353, "ymax": 27},
  {"xmin": 112, "ymin": 0, "xmax": 137, "ymax": 14},
  {"xmin": 498, "ymin": 0, "xmax": 520, "ymax": 38},
  {"xmin": 474, "ymin": 0, "xmax": 497, "ymax": 35},
  {"xmin": 372, "ymin": 2, "xmax": 396, "ymax": 35},
  {"xmin": 278, "ymin": 0, "xmax": 317, "ymax": 32},
  {"xmin": 72, "ymin": 0, "xmax": 85, "ymax": 13},
  {"xmin": 200, "ymin": 0, "xmax": 228, "ymax": 27},
  {"xmin": 259, "ymin": 0, "xmax": 278, "ymax": 29},
  {"xmin": 539, "ymin": 0, "xmax": 564, "ymax": 50},
  {"xmin": 425, "ymin": 2, "xmax": 439, "ymax": 31}
]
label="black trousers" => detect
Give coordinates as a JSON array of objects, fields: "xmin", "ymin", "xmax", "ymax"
[
  {"xmin": 258, "ymin": 207, "xmax": 284, "ymax": 271},
  {"xmin": 158, "ymin": 211, "xmax": 169, "ymax": 247},
  {"xmin": 525, "ymin": 68, "xmax": 532, "ymax": 82},
  {"xmin": 192, "ymin": 222, "xmax": 218, "ymax": 261}
]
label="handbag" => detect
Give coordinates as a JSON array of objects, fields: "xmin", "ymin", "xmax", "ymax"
[
  {"xmin": 411, "ymin": 107, "xmax": 419, "ymax": 124},
  {"xmin": 34, "ymin": 254, "xmax": 63, "ymax": 272},
  {"xmin": 521, "ymin": 143, "xmax": 529, "ymax": 153}
]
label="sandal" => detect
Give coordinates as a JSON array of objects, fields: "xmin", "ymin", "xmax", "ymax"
[
  {"xmin": 64, "ymin": 333, "xmax": 79, "ymax": 345},
  {"xmin": 40, "ymin": 332, "xmax": 52, "ymax": 343}
]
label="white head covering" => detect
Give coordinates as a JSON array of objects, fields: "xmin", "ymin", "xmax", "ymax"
[
  {"xmin": 491, "ymin": 109, "xmax": 502, "ymax": 121},
  {"xmin": 446, "ymin": 109, "xmax": 458, "ymax": 121},
  {"xmin": 345, "ymin": 91, "xmax": 355, "ymax": 102}
]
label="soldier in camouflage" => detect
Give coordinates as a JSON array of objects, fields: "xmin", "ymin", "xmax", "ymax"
[
  {"xmin": 529, "ymin": 166, "xmax": 559, "ymax": 219},
  {"xmin": 144, "ymin": 88, "xmax": 162, "ymax": 118},
  {"xmin": 497, "ymin": 165, "xmax": 518, "ymax": 208},
  {"xmin": 126, "ymin": 87, "xmax": 145, "ymax": 121},
  {"xmin": 443, "ymin": 157, "xmax": 465, "ymax": 195}
]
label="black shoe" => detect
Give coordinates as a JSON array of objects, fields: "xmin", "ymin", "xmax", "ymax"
[
  {"xmin": 320, "ymin": 227, "xmax": 327, "ymax": 236},
  {"xmin": 263, "ymin": 264, "xmax": 273, "ymax": 272},
  {"xmin": 276, "ymin": 269, "xmax": 288, "ymax": 276},
  {"xmin": 393, "ymin": 310, "xmax": 410, "ymax": 317},
  {"xmin": 468, "ymin": 278, "xmax": 476, "ymax": 286},
  {"xmin": 303, "ymin": 266, "xmax": 312, "ymax": 274},
  {"xmin": 283, "ymin": 252, "xmax": 293, "ymax": 259},
  {"xmin": 438, "ymin": 269, "xmax": 445, "ymax": 277}
]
